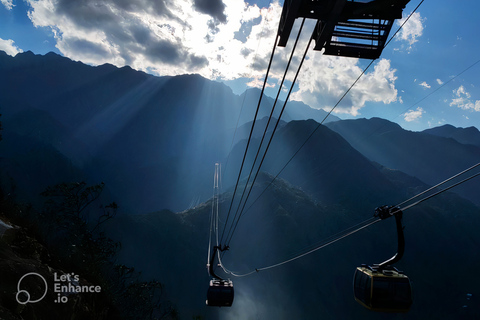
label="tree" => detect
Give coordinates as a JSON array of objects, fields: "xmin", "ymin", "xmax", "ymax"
[
  {"xmin": 40, "ymin": 182, "xmax": 120, "ymax": 277},
  {"xmin": 108, "ymin": 265, "xmax": 179, "ymax": 320},
  {"xmin": 41, "ymin": 181, "xmax": 106, "ymax": 221},
  {"xmin": 39, "ymin": 181, "xmax": 179, "ymax": 319}
]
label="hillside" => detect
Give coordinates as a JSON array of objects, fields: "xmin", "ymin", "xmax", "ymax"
[
  {"xmin": 224, "ymin": 119, "xmax": 402, "ymax": 213},
  {"xmin": 325, "ymin": 117, "xmax": 480, "ymax": 206},
  {"xmin": 0, "ymin": 217, "xmax": 120, "ymax": 320},
  {"xmin": 108, "ymin": 172, "xmax": 480, "ymax": 319},
  {"xmin": 423, "ymin": 124, "xmax": 480, "ymax": 148}
]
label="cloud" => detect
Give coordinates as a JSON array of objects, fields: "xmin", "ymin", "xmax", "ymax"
[
  {"xmin": 404, "ymin": 107, "xmax": 424, "ymax": 122},
  {"xmin": 25, "ymin": 0, "xmax": 282, "ymax": 80},
  {"xmin": 419, "ymin": 81, "xmax": 430, "ymax": 89},
  {"xmin": 291, "ymin": 57, "xmax": 398, "ymax": 116},
  {"xmin": 436, "ymin": 78, "xmax": 443, "ymax": 85},
  {"xmin": 0, "ymin": 38, "xmax": 23, "ymax": 56},
  {"xmin": 246, "ymin": 77, "xmax": 275, "ymax": 89},
  {"xmin": 450, "ymin": 85, "xmax": 480, "ymax": 112},
  {"xmin": 23, "ymin": 0, "xmax": 400, "ymax": 115},
  {"xmin": 395, "ymin": 11, "xmax": 425, "ymax": 50},
  {"xmin": 0, "ymin": 0, "xmax": 14, "ymax": 10},
  {"xmin": 193, "ymin": 0, "xmax": 226, "ymax": 23}
]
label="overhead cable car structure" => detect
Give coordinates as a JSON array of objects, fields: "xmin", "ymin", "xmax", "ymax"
[
  {"xmin": 353, "ymin": 205, "xmax": 412, "ymax": 312},
  {"xmin": 278, "ymin": 0, "xmax": 411, "ymax": 59}
]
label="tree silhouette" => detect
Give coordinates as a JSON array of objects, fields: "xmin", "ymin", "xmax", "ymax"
[{"xmin": 39, "ymin": 181, "xmax": 178, "ymax": 319}]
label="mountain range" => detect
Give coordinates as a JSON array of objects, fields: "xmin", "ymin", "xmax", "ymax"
[
  {"xmin": 0, "ymin": 50, "xmax": 339, "ymax": 213},
  {"xmin": 325, "ymin": 118, "xmax": 480, "ymax": 206},
  {"xmin": 1, "ymin": 50, "xmax": 480, "ymax": 319},
  {"xmin": 423, "ymin": 124, "xmax": 480, "ymax": 148}
]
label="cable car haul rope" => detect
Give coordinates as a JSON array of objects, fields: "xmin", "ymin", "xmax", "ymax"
[{"xmin": 204, "ymin": 0, "xmax": 480, "ymax": 312}]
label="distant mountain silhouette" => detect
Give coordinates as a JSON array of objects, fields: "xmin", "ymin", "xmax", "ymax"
[
  {"xmin": 1, "ymin": 51, "xmax": 478, "ymax": 212},
  {"xmin": 423, "ymin": 124, "xmax": 480, "ymax": 148},
  {"xmin": 0, "ymin": 51, "xmax": 339, "ymax": 212},
  {"xmin": 0, "ymin": 130, "xmax": 84, "ymax": 205},
  {"xmin": 238, "ymin": 87, "xmax": 340, "ymax": 124},
  {"xmin": 224, "ymin": 119, "xmax": 404, "ymax": 214},
  {"xmin": 326, "ymin": 117, "xmax": 480, "ymax": 206}
]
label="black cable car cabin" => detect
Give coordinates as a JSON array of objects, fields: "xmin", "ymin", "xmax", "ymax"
[
  {"xmin": 353, "ymin": 206, "xmax": 412, "ymax": 312},
  {"xmin": 354, "ymin": 265, "xmax": 412, "ymax": 312},
  {"xmin": 206, "ymin": 279, "xmax": 234, "ymax": 307},
  {"xmin": 277, "ymin": 0, "xmax": 411, "ymax": 59},
  {"xmin": 206, "ymin": 245, "xmax": 234, "ymax": 307}
]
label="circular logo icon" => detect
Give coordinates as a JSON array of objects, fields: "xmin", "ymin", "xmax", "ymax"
[{"xmin": 16, "ymin": 272, "xmax": 48, "ymax": 304}]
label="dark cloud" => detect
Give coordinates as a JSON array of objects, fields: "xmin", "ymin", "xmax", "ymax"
[
  {"xmin": 130, "ymin": 24, "xmax": 153, "ymax": 45},
  {"xmin": 240, "ymin": 48, "xmax": 252, "ymax": 58},
  {"xmin": 250, "ymin": 59, "xmax": 267, "ymax": 71},
  {"xmin": 204, "ymin": 34, "xmax": 214, "ymax": 43},
  {"xmin": 30, "ymin": 0, "xmax": 225, "ymax": 74},
  {"xmin": 144, "ymin": 38, "xmax": 208, "ymax": 70},
  {"xmin": 53, "ymin": 0, "xmax": 195, "ymax": 68},
  {"xmin": 187, "ymin": 54, "xmax": 209, "ymax": 69},
  {"xmin": 55, "ymin": 0, "xmax": 179, "ymax": 29},
  {"xmin": 193, "ymin": 0, "xmax": 226, "ymax": 23},
  {"xmin": 56, "ymin": 0, "xmax": 117, "ymax": 29},
  {"xmin": 63, "ymin": 37, "xmax": 111, "ymax": 58},
  {"xmin": 111, "ymin": 0, "xmax": 140, "ymax": 13},
  {"xmin": 113, "ymin": 0, "xmax": 147, "ymax": 13},
  {"xmin": 205, "ymin": 19, "xmax": 220, "ymax": 43},
  {"xmin": 207, "ymin": 19, "xmax": 220, "ymax": 33},
  {"xmin": 250, "ymin": 51, "xmax": 271, "ymax": 71},
  {"xmin": 145, "ymin": 39, "xmax": 182, "ymax": 64}
]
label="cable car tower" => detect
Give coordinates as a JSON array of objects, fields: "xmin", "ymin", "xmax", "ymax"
[
  {"xmin": 278, "ymin": 0, "xmax": 411, "ymax": 59},
  {"xmin": 206, "ymin": 163, "xmax": 234, "ymax": 307}
]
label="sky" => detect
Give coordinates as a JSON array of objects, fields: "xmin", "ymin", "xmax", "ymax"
[{"xmin": 0, "ymin": 0, "xmax": 479, "ymax": 132}]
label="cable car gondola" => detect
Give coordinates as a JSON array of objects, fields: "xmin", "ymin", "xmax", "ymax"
[
  {"xmin": 354, "ymin": 265, "xmax": 412, "ymax": 312},
  {"xmin": 206, "ymin": 279, "xmax": 234, "ymax": 307},
  {"xmin": 206, "ymin": 245, "xmax": 234, "ymax": 307},
  {"xmin": 353, "ymin": 206, "xmax": 413, "ymax": 312}
]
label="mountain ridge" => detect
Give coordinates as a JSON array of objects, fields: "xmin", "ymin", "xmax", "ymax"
[
  {"xmin": 423, "ymin": 123, "xmax": 480, "ymax": 148},
  {"xmin": 1, "ymin": 51, "xmax": 479, "ymax": 212},
  {"xmin": 0, "ymin": 50, "xmax": 341, "ymax": 212},
  {"xmin": 326, "ymin": 117, "xmax": 480, "ymax": 206}
]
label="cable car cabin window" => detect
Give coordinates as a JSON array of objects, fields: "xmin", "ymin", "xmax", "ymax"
[
  {"xmin": 354, "ymin": 268, "xmax": 371, "ymax": 306},
  {"xmin": 206, "ymin": 279, "xmax": 234, "ymax": 307}
]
